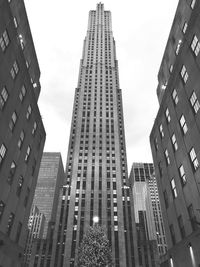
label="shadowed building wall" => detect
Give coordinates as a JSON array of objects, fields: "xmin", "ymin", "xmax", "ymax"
[
  {"xmin": 0, "ymin": 0, "xmax": 45, "ymax": 266},
  {"xmin": 150, "ymin": 0, "xmax": 200, "ymax": 266}
]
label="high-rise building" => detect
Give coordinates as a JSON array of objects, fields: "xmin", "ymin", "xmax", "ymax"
[
  {"xmin": 150, "ymin": 0, "xmax": 200, "ymax": 266},
  {"xmin": 0, "ymin": 0, "xmax": 45, "ymax": 266},
  {"xmin": 31, "ymin": 3, "xmax": 138, "ymax": 267},
  {"xmin": 129, "ymin": 163, "xmax": 167, "ymax": 266},
  {"xmin": 28, "ymin": 152, "xmax": 65, "ymax": 267},
  {"xmin": 32, "ymin": 152, "xmax": 65, "ymax": 238},
  {"xmin": 23, "ymin": 206, "xmax": 45, "ymax": 266}
]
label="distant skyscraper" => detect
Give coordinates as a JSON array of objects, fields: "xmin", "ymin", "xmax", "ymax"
[
  {"xmin": 32, "ymin": 152, "xmax": 65, "ymax": 237},
  {"xmin": 34, "ymin": 3, "xmax": 138, "ymax": 267},
  {"xmin": 23, "ymin": 206, "xmax": 45, "ymax": 266},
  {"xmin": 0, "ymin": 0, "xmax": 45, "ymax": 266},
  {"xmin": 150, "ymin": 0, "xmax": 200, "ymax": 266},
  {"xmin": 129, "ymin": 163, "xmax": 167, "ymax": 266},
  {"xmin": 28, "ymin": 152, "xmax": 65, "ymax": 267}
]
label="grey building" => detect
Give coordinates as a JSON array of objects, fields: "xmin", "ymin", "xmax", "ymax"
[
  {"xmin": 30, "ymin": 3, "xmax": 139, "ymax": 267},
  {"xmin": 32, "ymin": 152, "xmax": 65, "ymax": 238},
  {"xmin": 28, "ymin": 153, "xmax": 65, "ymax": 267},
  {"xmin": 0, "ymin": 0, "xmax": 45, "ymax": 266},
  {"xmin": 150, "ymin": 0, "xmax": 200, "ymax": 266},
  {"xmin": 23, "ymin": 206, "xmax": 45, "ymax": 266},
  {"xmin": 129, "ymin": 163, "xmax": 167, "ymax": 266}
]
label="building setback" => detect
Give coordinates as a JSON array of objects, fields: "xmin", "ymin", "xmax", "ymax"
[
  {"xmin": 150, "ymin": 0, "xmax": 200, "ymax": 266},
  {"xmin": 29, "ymin": 3, "xmax": 138, "ymax": 267},
  {"xmin": 0, "ymin": 0, "xmax": 46, "ymax": 266},
  {"xmin": 129, "ymin": 163, "xmax": 167, "ymax": 266}
]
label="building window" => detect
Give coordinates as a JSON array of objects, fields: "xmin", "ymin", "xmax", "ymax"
[
  {"xmin": 189, "ymin": 147, "xmax": 199, "ymax": 171},
  {"xmin": 24, "ymin": 188, "xmax": 30, "ymax": 207},
  {"xmin": 164, "ymin": 149, "xmax": 170, "ymax": 165},
  {"xmin": 163, "ymin": 190, "xmax": 168, "ymax": 209},
  {"xmin": 18, "ymin": 34, "xmax": 25, "ymax": 50},
  {"xmin": 158, "ymin": 161, "xmax": 163, "ymax": 177},
  {"xmin": 180, "ymin": 65, "xmax": 188, "ymax": 84},
  {"xmin": 191, "ymin": 0, "xmax": 196, "ymax": 9},
  {"xmin": 179, "ymin": 115, "xmax": 188, "ymax": 134},
  {"xmin": 10, "ymin": 61, "xmax": 19, "ymax": 79},
  {"xmin": 169, "ymin": 224, "xmax": 176, "ymax": 245},
  {"xmin": 6, "ymin": 213, "xmax": 15, "ymax": 235},
  {"xmin": 9, "ymin": 111, "xmax": 17, "ymax": 131},
  {"xmin": 165, "ymin": 108, "xmax": 171, "ymax": 123},
  {"xmin": 159, "ymin": 124, "xmax": 164, "ymax": 138},
  {"xmin": 171, "ymin": 134, "xmax": 178, "ymax": 151},
  {"xmin": 0, "ymin": 87, "xmax": 9, "ymax": 110},
  {"xmin": 179, "ymin": 165, "xmax": 187, "ymax": 186},
  {"xmin": 16, "ymin": 176, "xmax": 23, "ymax": 196},
  {"xmin": 172, "ymin": 89, "xmax": 179, "ymax": 105},
  {"xmin": 13, "ymin": 17, "xmax": 18, "ymax": 28},
  {"xmin": 19, "ymin": 85, "xmax": 26, "ymax": 102},
  {"xmin": 25, "ymin": 146, "xmax": 31, "ymax": 162},
  {"xmin": 178, "ymin": 215, "xmax": 185, "ymax": 239},
  {"xmin": 0, "ymin": 201, "xmax": 5, "ymax": 221},
  {"xmin": 32, "ymin": 122, "xmax": 37, "ymax": 135},
  {"xmin": 182, "ymin": 22, "xmax": 188, "ymax": 34},
  {"xmin": 191, "ymin": 35, "xmax": 200, "ymax": 56},
  {"xmin": 15, "ymin": 222, "xmax": 22, "ymax": 243},
  {"xmin": 31, "ymin": 158, "xmax": 37, "ymax": 176},
  {"xmin": 169, "ymin": 65, "xmax": 173, "ymax": 73},
  {"xmin": 176, "ymin": 40, "xmax": 182, "ymax": 55},
  {"xmin": 0, "ymin": 30, "xmax": 10, "ymax": 52},
  {"xmin": 26, "ymin": 105, "xmax": 32, "ymax": 120},
  {"xmin": 7, "ymin": 161, "xmax": 16, "ymax": 184},
  {"xmin": 188, "ymin": 204, "xmax": 197, "ymax": 231},
  {"xmin": 0, "ymin": 144, "xmax": 7, "ymax": 166},
  {"xmin": 170, "ymin": 178, "xmax": 177, "ymax": 198},
  {"xmin": 18, "ymin": 131, "xmax": 25, "ymax": 149},
  {"xmin": 190, "ymin": 91, "xmax": 200, "ymax": 113},
  {"xmin": 154, "ymin": 138, "xmax": 158, "ymax": 151}
]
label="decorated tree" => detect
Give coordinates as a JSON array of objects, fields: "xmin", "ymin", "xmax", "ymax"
[{"xmin": 76, "ymin": 225, "xmax": 112, "ymax": 267}]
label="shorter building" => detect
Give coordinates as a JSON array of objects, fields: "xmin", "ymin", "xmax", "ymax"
[
  {"xmin": 129, "ymin": 163, "xmax": 167, "ymax": 266},
  {"xmin": 27, "ymin": 152, "xmax": 65, "ymax": 267},
  {"xmin": 32, "ymin": 152, "xmax": 65, "ymax": 238},
  {"xmin": 23, "ymin": 206, "xmax": 45, "ymax": 266},
  {"xmin": 136, "ymin": 210, "xmax": 159, "ymax": 267}
]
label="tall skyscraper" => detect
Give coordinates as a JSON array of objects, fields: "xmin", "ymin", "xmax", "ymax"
[
  {"xmin": 32, "ymin": 152, "xmax": 65, "ymax": 238},
  {"xmin": 36, "ymin": 3, "xmax": 138, "ymax": 267},
  {"xmin": 150, "ymin": 0, "xmax": 200, "ymax": 266},
  {"xmin": 129, "ymin": 163, "xmax": 167, "ymax": 266},
  {"xmin": 0, "ymin": 0, "xmax": 45, "ymax": 266}
]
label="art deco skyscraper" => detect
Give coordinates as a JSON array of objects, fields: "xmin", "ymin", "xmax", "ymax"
[{"xmin": 48, "ymin": 3, "xmax": 138, "ymax": 267}]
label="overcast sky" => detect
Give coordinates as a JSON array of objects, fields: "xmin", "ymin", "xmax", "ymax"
[{"xmin": 25, "ymin": 0, "xmax": 179, "ymax": 172}]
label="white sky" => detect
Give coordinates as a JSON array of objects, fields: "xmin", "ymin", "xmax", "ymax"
[{"xmin": 25, "ymin": 0, "xmax": 179, "ymax": 173}]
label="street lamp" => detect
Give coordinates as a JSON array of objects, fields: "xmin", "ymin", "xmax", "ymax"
[{"xmin": 93, "ymin": 216, "xmax": 99, "ymax": 225}]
